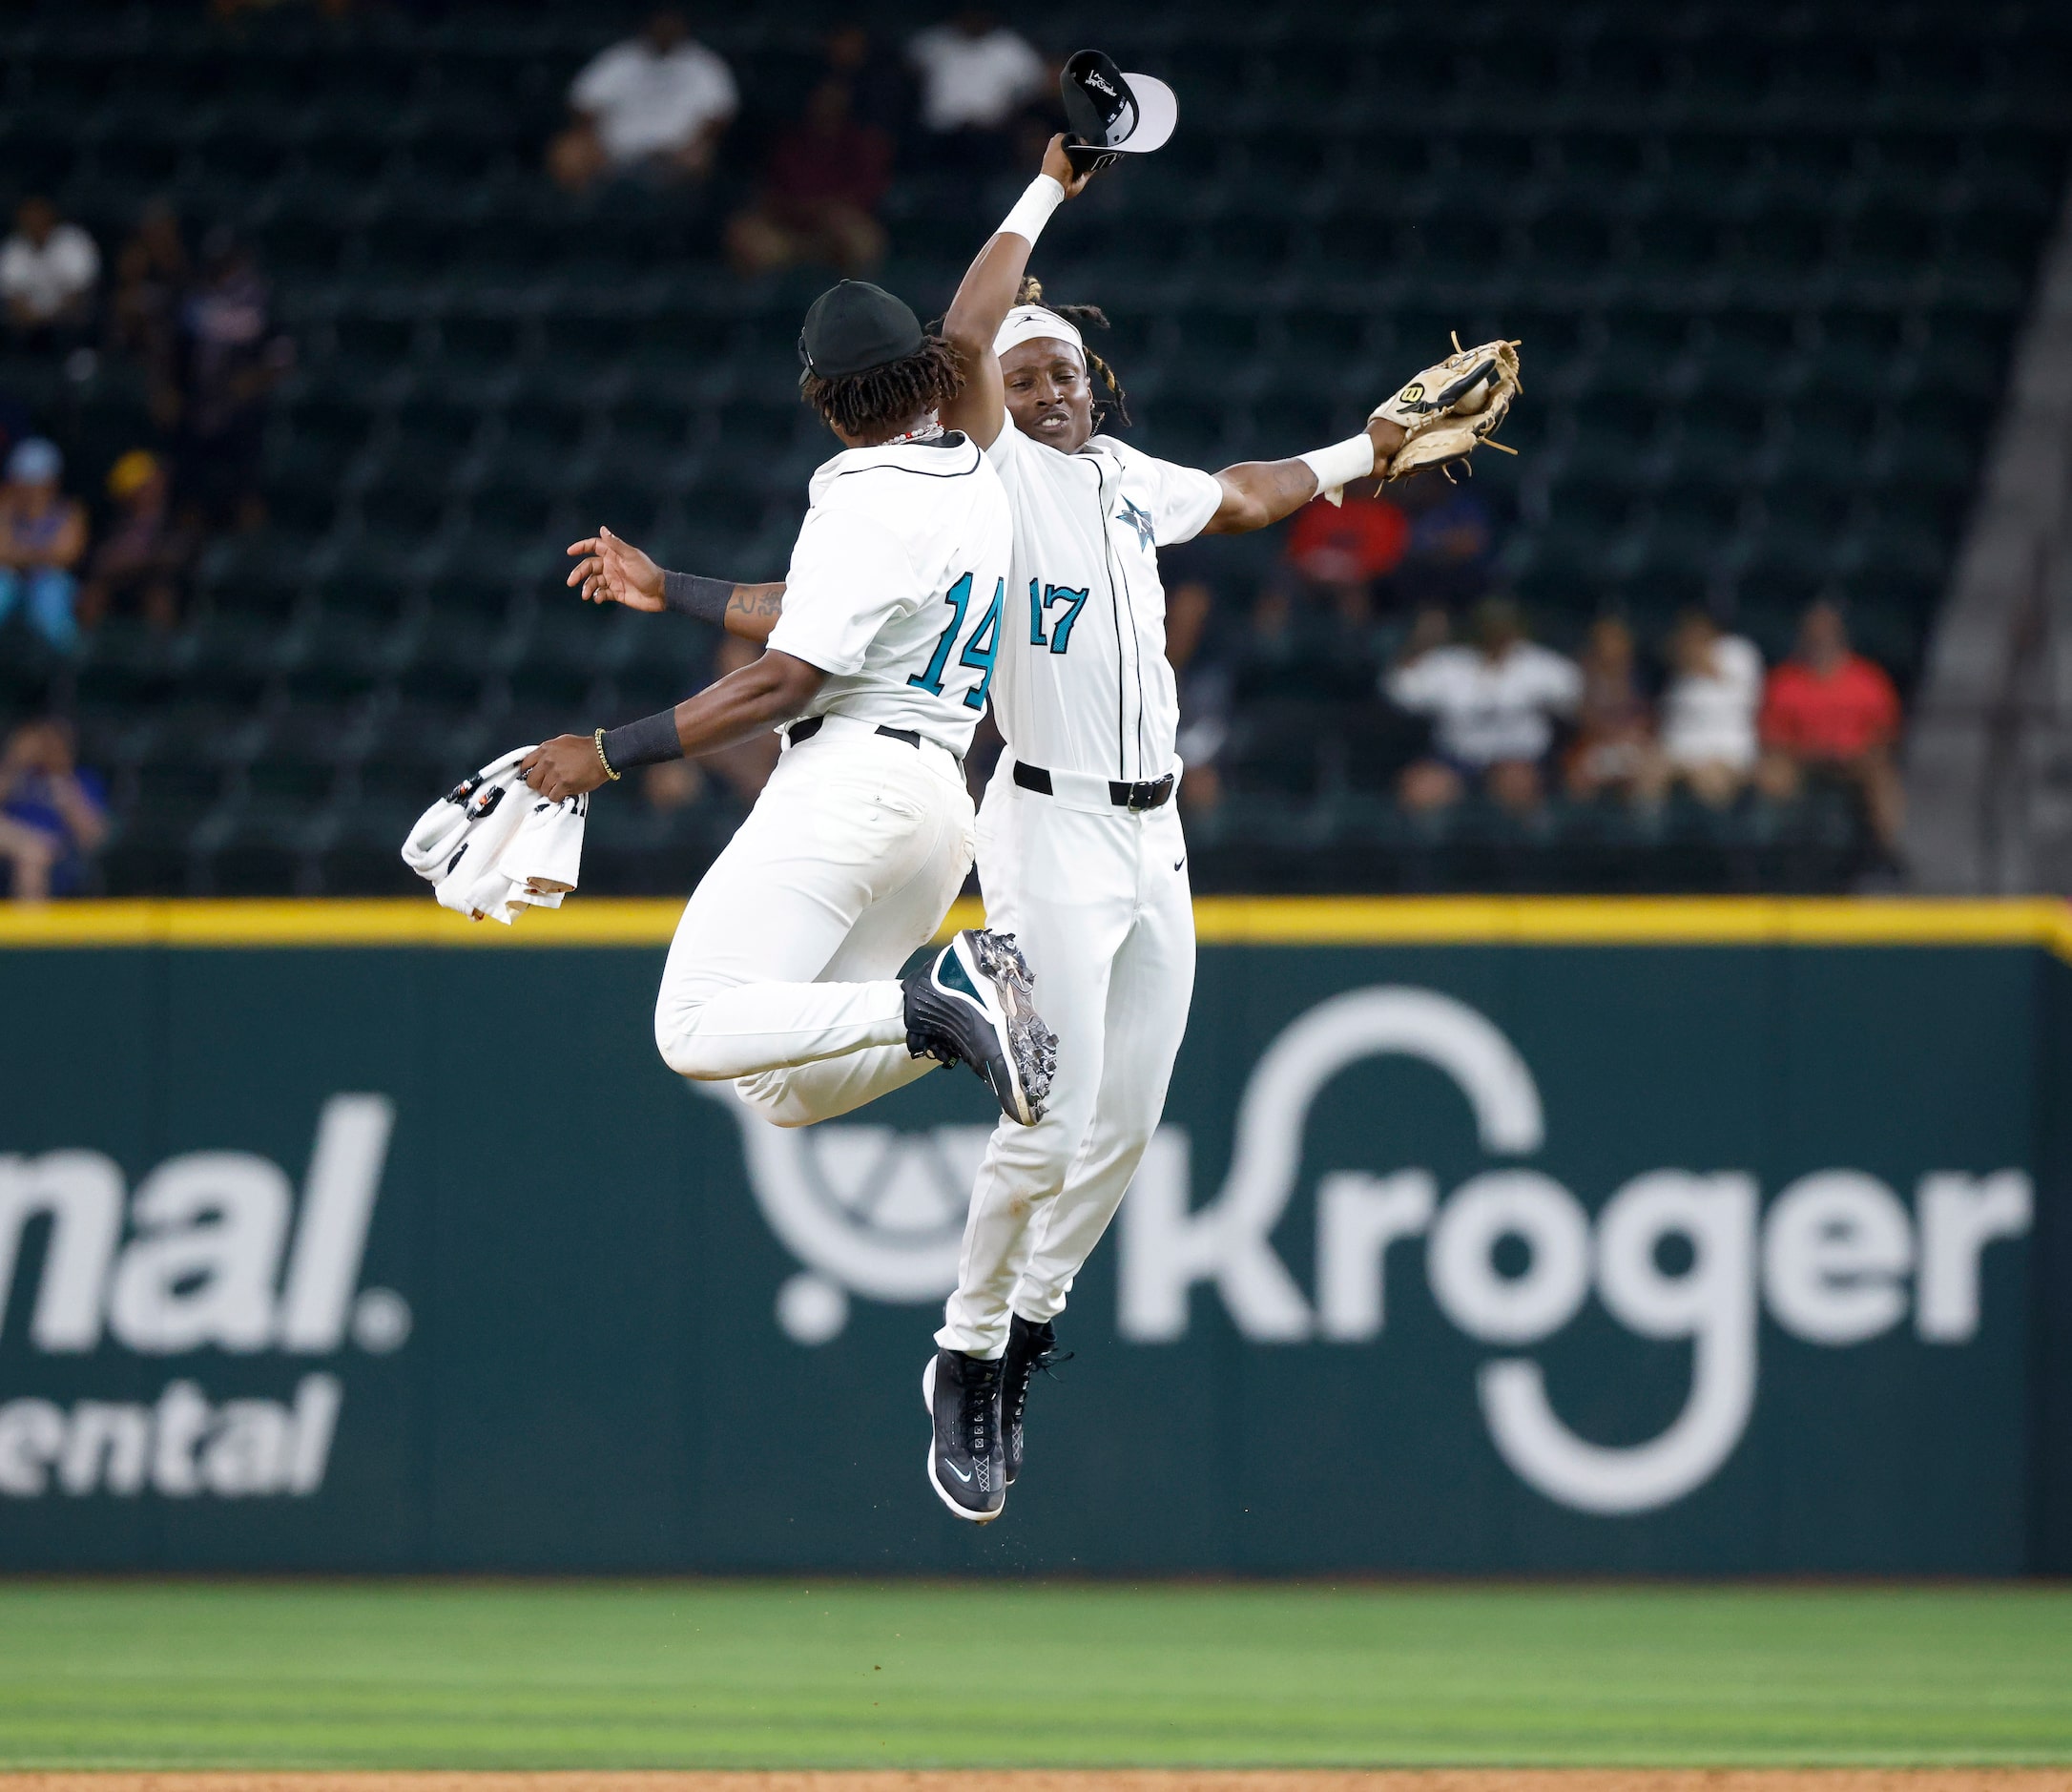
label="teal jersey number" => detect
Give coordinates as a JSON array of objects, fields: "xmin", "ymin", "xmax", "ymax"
[
  {"xmin": 959, "ymin": 577, "xmax": 1003, "ymax": 710},
  {"xmin": 1026, "ymin": 581, "xmax": 1090, "ymax": 655},
  {"xmin": 908, "ymin": 572, "xmax": 973, "ymax": 696},
  {"xmin": 1044, "ymin": 582, "xmax": 1089, "ymax": 654},
  {"xmin": 909, "ymin": 572, "xmax": 1003, "ymax": 711}
]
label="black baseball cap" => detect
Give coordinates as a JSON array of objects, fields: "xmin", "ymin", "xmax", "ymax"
[
  {"xmin": 798, "ymin": 281, "xmax": 925, "ymax": 379},
  {"xmin": 1061, "ymin": 51, "xmax": 1178, "ymax": 158}
]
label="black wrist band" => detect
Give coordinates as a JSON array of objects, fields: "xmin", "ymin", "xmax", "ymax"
[
  {"xmin": 661, "ymin": 570, "xmax": 735, "ymax": 625},
  {"xmin": 599, "ymin": 710, "xmax": 685, "ymax": 771}
]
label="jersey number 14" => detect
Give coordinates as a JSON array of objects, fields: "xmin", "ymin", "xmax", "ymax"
[{"xmin": 908, "ymin": 572, "xmax": 1003, "ymax": 711}]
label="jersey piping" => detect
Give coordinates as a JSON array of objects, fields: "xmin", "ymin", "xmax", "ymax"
[{"xmin": 830, "ymin": 434, "xmax": 980, "ymax": 482}]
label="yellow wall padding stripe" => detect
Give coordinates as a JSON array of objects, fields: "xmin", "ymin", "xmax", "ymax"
[{"xmin": 0, "ymin": 895, "xmax": 2068, "ymax": 958}]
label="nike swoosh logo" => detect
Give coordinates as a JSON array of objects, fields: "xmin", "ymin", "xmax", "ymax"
[
  {"xmin": 943, "ymin": 1459, "xmax": 972, "ymax": 1483},
  {"xmin": 1173, "ymin": 858, "xmax": 1186, "ymax": 870}
]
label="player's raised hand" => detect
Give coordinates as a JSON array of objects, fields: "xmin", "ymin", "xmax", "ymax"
[
  {"xmin": 566, "ymin": 526, "xmax": 666, "ymax": 611},
  {"xmin": 1042, "ymin": 134, "xmax": 1100, "ymax": 200}
]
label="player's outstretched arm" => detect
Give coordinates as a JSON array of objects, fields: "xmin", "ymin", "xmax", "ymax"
[
  {"xmin": 520, "ymin": 649, "xmax": 826, "ymax": 801},
  {"xmin": 941, "ymin": 135, "xmax": 1095, "ymax": 450},
  {"xmin": 1202, "ymin": 414, "xmax": 1408, "ymax": 535},
  {"xmin": 1205, "ymin": 337, "xmax": 1524, "ymax": 532},
  {"xmin": 567, "ymin": 527, "xmax": 787, "ymax": 642}
]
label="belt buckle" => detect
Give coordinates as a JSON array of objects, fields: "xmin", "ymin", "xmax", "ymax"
[{"xmin": 1125, "ymin": 779, "xmax": 1157, "ymax": 812}]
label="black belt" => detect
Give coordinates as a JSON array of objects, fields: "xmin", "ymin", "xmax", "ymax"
[
  {"xmin": 1014, "ymin": 760, "xmax": 1175, "ymax": 812},
  {"xmin": 786, "ymin": 716, "xmax": 927, "ymax": 752}
]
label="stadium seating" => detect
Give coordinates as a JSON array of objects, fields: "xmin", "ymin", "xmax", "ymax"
[{"xmin": 0, "ymin": 2, "xmax": 2066, "ymax": 894}]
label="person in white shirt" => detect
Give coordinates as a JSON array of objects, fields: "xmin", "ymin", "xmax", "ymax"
[
  {"xmin": 905, "ymin": 12, "xmax": 1045, "ymax": 176},
  {"xmin": 0, "ymin": 198, "xmax": 98, "ymax": 340},
  {"xmin": 1656, "ymin": 608, "xmax": 1765, "ymax": 806},
  {"xmin": 524, "ymin": 279, "xmax": 1054, "ymax": 1217},
  {"xmin": 1388, "ymin": 597, "xmax": 1583, "ymax": 815},
  {"xmin": 548, "ymin": 10, "xmax": 737, "ymax": 193}
]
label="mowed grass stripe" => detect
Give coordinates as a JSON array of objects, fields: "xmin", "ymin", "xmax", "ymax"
[{"xmin": 0, "ymin": 1582, "xmax": 2065, "ymax": 1766}]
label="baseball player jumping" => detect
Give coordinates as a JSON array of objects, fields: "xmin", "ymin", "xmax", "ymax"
[
  {"xmin": 908, "ymin": 135, "xmax": 1504, "ymax": 1523},
  {"xmin": 569, "ymin": 125, "xmax": 1517, "ymax": 1524},
  {"xmin": 523, "ymin": 278, "xmax": 1056, "ymax": 1138}
]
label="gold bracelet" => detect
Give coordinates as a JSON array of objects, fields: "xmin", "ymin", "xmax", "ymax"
[{"xmin": 592, "ymin": 728, "xmax": 621, "ymax": 781}]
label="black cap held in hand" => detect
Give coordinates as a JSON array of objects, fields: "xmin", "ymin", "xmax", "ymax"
[
  {"xmin": 1059, "ymin": 51, "xmax": 1178, "ymax": 173},
  {"xmin": 1063, "ymin": 50, "xmax": 1131, "ymax": 147},
  {"xmin": 798, "ymin": 281, "xmax": 925, "ymax": 379}
]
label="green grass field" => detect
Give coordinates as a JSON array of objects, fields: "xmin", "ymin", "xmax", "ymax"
[{"xmin": 0, "ymin": 1580, "xmax": 2066, "ymax": 1769}]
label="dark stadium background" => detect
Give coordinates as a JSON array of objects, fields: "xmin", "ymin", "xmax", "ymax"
[{"xmin": 1, "ymin": 0, "xmax": 2065, "ymax": 899}]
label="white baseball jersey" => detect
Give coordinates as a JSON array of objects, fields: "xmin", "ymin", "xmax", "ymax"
[
  {"xmin": 767, "ymin": 432, "xmax": 1012, "ymax": 757},
  {"xmin": 984, "ymin": 424, "xmax": 1223, "ymax": 781}
]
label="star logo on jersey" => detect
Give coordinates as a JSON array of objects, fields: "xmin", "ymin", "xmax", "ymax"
[{"xmin": 1118, "ymin": 496, "xmax": 1156, "ymax": 552}]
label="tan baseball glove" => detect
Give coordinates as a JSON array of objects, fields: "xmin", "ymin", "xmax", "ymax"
[{"xmin": 1374, "ymin": 335, "xmax": 1522, "ymax": 481}]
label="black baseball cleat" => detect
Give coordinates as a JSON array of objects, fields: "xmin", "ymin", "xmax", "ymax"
[
  {"xmin": 1001, "ymin": 1313, "xmax": 1072, "ymax": 1487},
  {"xmin": 902, "ymin": 928, "xmax": 1057, "ymax": 1125},
  {"xmin": 922, "ymin": 1347, "xmax": 1005, "ymax": 1522}
]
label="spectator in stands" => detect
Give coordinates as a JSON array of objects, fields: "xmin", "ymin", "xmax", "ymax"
[
  {"xmin": 0, "ymin": 438, "xmax": 88, "ymax": 655},
  {"xmin": 1285, "ymin": 491, "xmax": 1409, "ymax": 591},
  {"xmin": 0, "ymin": 198, "xmax": 99, "ymax": 347},
  {"xmin": 178, "ymin": 230, "xmax": 292, "ymax": 530},
  {"xmin": 1656, "ymin": 608, "xmax": 1765, "ymax": 807},
  {"xmin": 549, "ymin": 10, "xmax": 738, "ymax": 194},
  {"xmin": 1387, "ymin": 596, "xmax": 1582, "ymax": 817},
  {"xmin": 906, "ymin": 11, "xmax": 1046, "ymax": 180},
  {"xmin": 1167, "ymin": 578, "xmax": 1233, "ymax": 814},
  {"xmin": 108, "ymin": 202, "xmax": 191, "ymax": 430},
  {"xmin": 0, "ymin": 718, "xmax": 106, "ymax": 902},
  {"xmin": 1756, "ymin": 599, "xmax": 1905, "ymax": 856},
  {"xmin": 726, "ymin": 79, "xmax": 893, "ymax": 279},
  {"xmin": 1564, "ymin": 616, "xmax": 1658, "ymax": 803},
  {"xmin": 76, "ymin": 450, "xmax": 197, "ymax": 633}
]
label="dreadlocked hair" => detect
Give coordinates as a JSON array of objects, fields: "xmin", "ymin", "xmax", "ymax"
[
  {"xmin": 799, "ymin": 334, "xmax": 964, "ymax": 439},
  {"xmin": 1016, "ymin": 276, "xmax": 1132, "ymax": 427}
]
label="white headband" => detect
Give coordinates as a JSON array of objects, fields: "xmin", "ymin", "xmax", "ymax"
[{"xmin": 994, "ymin": 304, "xmax": 1084, "ymax": 359}]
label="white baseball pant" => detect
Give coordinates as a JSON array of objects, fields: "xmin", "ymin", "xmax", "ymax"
[
  {"xmin": 653, "ymin": 719, "xmax": 973, "ymax": 1125},
  {"xmin": 936, "ymin": 758, "xmax": 1196, "ymax": 1358}
]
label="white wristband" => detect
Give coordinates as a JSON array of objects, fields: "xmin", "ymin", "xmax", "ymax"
[
  {"xmin": 1297, "ymin": 433, "xmax": 1377, "ymax": 508},
  {"xmin": 999, "ymin": 176, "xmax": 1067, "ymax": 246}
]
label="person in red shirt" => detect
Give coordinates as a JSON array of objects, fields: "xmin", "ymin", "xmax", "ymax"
[
  {"xmin": 1755, "ymin": 599, "xmax": 1904, "ymax": 854},
  {"xmin": 1284, "ymin": 491, "xmax": 1409, "ymax": 588},
  {"xmin": 1280, "ymin": 491, "xmax": 1410, "ymax": 670},
  {"xmin": 726, "ymin": 80, "xmax": 893, "ymax": 279}
]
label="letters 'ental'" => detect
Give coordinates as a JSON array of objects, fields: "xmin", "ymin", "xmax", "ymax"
[{"xmin": 0, "ymin": 1096, "xmax": 404, "ymax": 1502}]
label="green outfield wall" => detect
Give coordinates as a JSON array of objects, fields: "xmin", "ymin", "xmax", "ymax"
[{"xmin": 0, "ymin": 898, "xmax": 2065, "ymax": 1574}]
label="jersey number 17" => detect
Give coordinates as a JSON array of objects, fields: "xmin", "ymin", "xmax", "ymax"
[{"xmin": 908, "ymin": 572, "xmax": 1003, "ymax": 712}]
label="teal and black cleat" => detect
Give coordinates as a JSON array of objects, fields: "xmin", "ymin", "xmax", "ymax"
[{"xmin": 901, "ymin": 927, "xmax": 1057, "ymax": 1124}]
